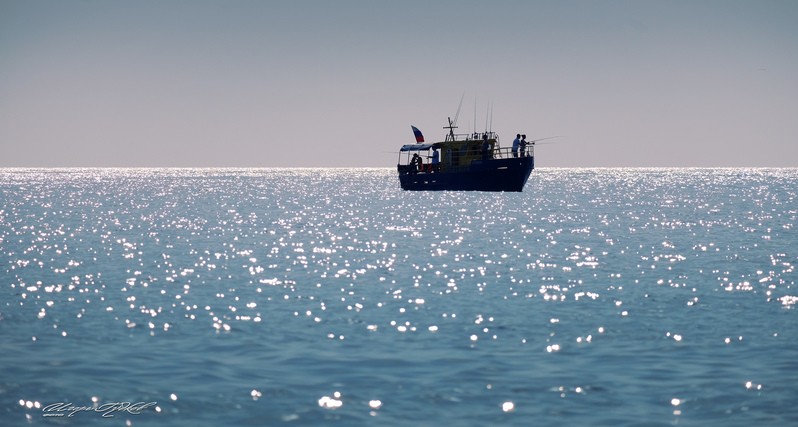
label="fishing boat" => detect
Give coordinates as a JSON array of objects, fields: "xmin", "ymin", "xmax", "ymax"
[{"xmin": 397, "ymin": 118, "xmax": 535, "ymax": 192}]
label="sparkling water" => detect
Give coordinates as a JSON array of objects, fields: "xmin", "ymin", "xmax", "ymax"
[{"xmin": 2, "ymin": 168, "xmax": 796, "ymax": 426}]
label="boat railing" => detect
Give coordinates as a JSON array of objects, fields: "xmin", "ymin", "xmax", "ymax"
[
  {"xmin": 491, "ymin": 145, "xmax": 535, "ymax": 160},
  {"xmin": 446, "ymin": 132, "xmax": 497, "ymax": 143},
  {"xmin": 442, "ymin": 133, "xmax": 535, "ymax": 158}
]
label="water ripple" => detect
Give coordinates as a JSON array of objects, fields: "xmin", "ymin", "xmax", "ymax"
[{"xmin": 1, "ymin": 167, "xmax": 796, "ymax": 426}]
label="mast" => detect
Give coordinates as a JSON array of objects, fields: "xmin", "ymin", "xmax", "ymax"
[{"xmin": 444, "ymin": 117, "xmax": 457, "ymax": 141}]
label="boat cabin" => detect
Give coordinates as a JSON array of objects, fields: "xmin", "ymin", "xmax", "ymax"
[{"xmin": 397, "ymin": 131, "xmax": 533, "ymax": 174}]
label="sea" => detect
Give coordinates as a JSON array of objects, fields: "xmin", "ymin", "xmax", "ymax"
[{"xmin": 1, "ymin": 167, "xmax": 796, "ymax": 427}]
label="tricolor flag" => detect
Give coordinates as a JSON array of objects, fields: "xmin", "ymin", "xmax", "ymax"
[{"xmin": 411, "ymin": 125, "xmax": 424, "ymax": 143}]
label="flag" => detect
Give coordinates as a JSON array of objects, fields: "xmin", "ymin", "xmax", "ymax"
[{"xmin": 411, "ymin": 125, "xmax": 424, "ymax": 143}]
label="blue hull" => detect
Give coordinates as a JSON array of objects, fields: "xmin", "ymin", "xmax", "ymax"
[{"xmin": 398, "ymin": 156, "xmax": 534, "ymax": 192}]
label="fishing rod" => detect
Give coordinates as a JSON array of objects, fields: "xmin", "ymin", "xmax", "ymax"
[{"xmin": 528, "ymin": 136, "xmax": 563, "ymax": 144}]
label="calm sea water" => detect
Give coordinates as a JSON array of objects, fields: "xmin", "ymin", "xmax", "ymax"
[{"xmin": 1, "ymin": 168, "xmax": 797, "ymax": 426}]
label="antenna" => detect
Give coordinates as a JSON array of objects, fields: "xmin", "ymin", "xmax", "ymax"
[
  {"xmin": 453, "ymin": 92, "xmax": 465, "ymax": 127},
  {"xmin": 484, "ymin": 100, "xmax": 489, "ymax": 133},
  {"xmin": 489, "ymin": 101, "xmax": 494, "ymax": 133},
  {"xmin": 473, "ymin": 94, "xmax": 477, "ymax": 136}
]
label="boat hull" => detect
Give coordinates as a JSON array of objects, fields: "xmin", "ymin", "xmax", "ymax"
[{"xmin": 398, "ymin": 156, "xmax": 534, "ymax": 192}]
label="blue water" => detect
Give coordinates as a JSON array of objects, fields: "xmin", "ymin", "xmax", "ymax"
[{"xmin": 1, "ymin": 168, "xmax": 797, "ymax": 426}]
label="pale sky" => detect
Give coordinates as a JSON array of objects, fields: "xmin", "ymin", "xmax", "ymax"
[{"xmin": 1, "ymin": 0, "xmax": 797, "ymax": 167}]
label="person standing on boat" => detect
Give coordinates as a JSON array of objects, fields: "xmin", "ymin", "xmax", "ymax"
[
  {"xmin": 482, "ymin": 133, "xmax": 491, "ymax": 160},
  {"xmin": 430, "ymin": 148, "xmax": 440, "ymax": 172},
  {"xmin": 520, "ymin": 134, "xmax": 528, "ymax": 157},
  {"xmin": 512, "ymin": 134, "xmax": 520, "ymax": 158}
]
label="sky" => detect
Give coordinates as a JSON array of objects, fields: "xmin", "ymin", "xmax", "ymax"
[{"xmin": 1, "ymin": 0, "xmax": 797, "ymax": 167}]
